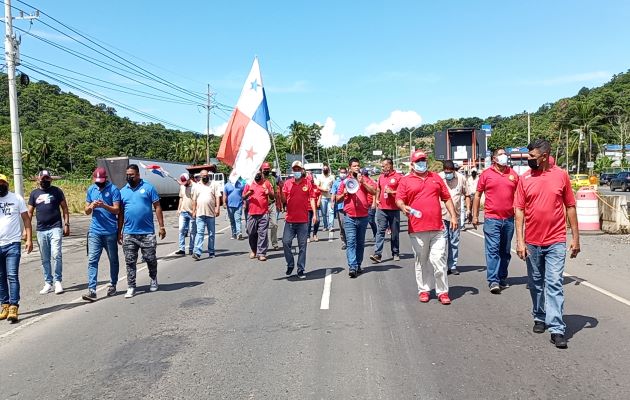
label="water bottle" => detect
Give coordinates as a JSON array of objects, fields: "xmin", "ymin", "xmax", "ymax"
[{"xmin": 409, "ymin": 208, "xmax": 422, "ymax": 218}]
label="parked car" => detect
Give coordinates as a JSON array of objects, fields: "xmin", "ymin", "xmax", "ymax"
[
  {"xmin": 610, "ymin": 172, "xmax": 630, "ymax": 192},
  {"xmin": 599, "ymin": 172, "xmax": 617, "ymax": 186}
]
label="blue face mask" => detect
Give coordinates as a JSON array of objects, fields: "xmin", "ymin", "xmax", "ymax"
[
  {"xmin": 413, "ymin": 162, "xmax": 428, "ymax": 173},
  {"xmin": 293, "ymin": 171, "xmax": 303, "ymax": 179},
  {"xmin": 445, "ymin": 172, "xmax": 454, "ymax": 180}
]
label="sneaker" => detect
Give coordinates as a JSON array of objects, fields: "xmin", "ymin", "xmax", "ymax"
[
  {"xmin": 438, "ymin": 293, "xmax": 452, "ymax": 305},
  {"xmin": 312, "ymin": 235, "xmax": 319, "ymax": 242},
  {"xmin": 249, "ymin": 252, "xmax": 257, "ymax": 259},
  {"xmin": 6, "ymin": 305, "xmax": 18, "ymax": 323},
  {"xmin": 237, "ymin": 233, "xmax": 244, "ymax": 240},
  {"xmin": 125, "ymin": 288, "xmax": 135, "ymax": 298},
  {"xmin": 533, "ymin": 321, "xmax": 546, "ymax": 334},
  {"xmin": 393, "ymin": 255, "xmax": 400, "ymax": 262},
  {"xmin": 450, "ymin": 268, "xmax": 460, "ymax": 275},
  {"xmin": 192, "ymin": 253, "xmax": 201, "ymax": 261},
  {"xmin": 82, "ymin": 290, "xmax": 97, "ymax": 302},
  {"xmin": 499, "ymin": 281, "xmax": 510, "ymax": 289},
  {"xmin": 418, "ymin": 292, "xmax": 430, "ymax": 303},
  {"xmin": 54, "ymin": 281, "xmax": 64, "ymax": 294},
  {"xmin": 370, "ymin": 254, "xmax": 382, "ymax": 264},
  {"xmin": 297, "ymin": 270, "xmax": 306, "ymax": 279},
  {"xmin": 489, "ymin": 282, "xmax": 501, "ymax": 294},
  {"xmin": 341, "ymin": 244, "xmax": 347, "ymax": 250},
  {"xmin": 106, "ymin": 284, "xmax": 117, "ymax": 297},
  {"xmin": 356, "ymin": 267, "xmax": 363, "ymax": 275},
  {"xmin": 230, "ymin": 235, "xmax": 236, "ymax": 240},
  {"xmin": 258, "ymin": 256, "xmax": 267, "ymax": 261},
  {"xmin": 39, "ymin": 282, "xmax": 53, "ymax": 294},
  {"xmin": 286, "ymin": 266, "xmax": 294, "ymax": 276},
  {"xmin": 0, "ymin": 304, "xmax": 9, "ymax": 320},
  {"xmin": 174, "ymin": 250, "xmax": 186, "ymax": 255},
  {"xmin": 550, "ymin": 333, "xmax": 568, "ymax": 349},
  {"xmin": 349, "ymin": 269, "xmax": 357, "ymax": 278},
  {"xmin": 150, "ymin": 279, "xmax": 159, "ymax": 292}
]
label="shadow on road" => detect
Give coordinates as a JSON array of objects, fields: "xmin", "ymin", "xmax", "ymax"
[
  {"xmin": 504, "ymin": 275, "xmax": 578, "ymax": 288},
  {"xmin": 449, "ymin": 285, "xmax": 480, "ymax": 300},
  {"xmin": 457, "ymin": 265, "xmax": 486, "ymax": 273},
  {"xmin": 273, "ymin": 267, "xmax": 344, "ymax": 281},
  {"xmin": 61, "ymin": 280, "xmax": 109, "ymax": 293},
  {"xmin": 564, "ymin": 314, "xmax": 599, "ymax": 340},
  {"xmin": 152, "ymin": 281, "xmax": 204, "ymax": 292},
  {"xmin": 19, "ymin": 302, "xmax": 88, "ymax": 322},
  {"xmin": 361, "ymin": 264, "xmax": 403, "ymax": 274}
]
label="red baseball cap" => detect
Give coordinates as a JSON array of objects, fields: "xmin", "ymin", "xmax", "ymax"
[
  {"xmin": 179, "ymin": 173, "xmax": 190, "ymax": 183},
  {"xmin": 92, "ymin": 167, "xmax": 107, "ymax": 183},
  {"xmin": 411, "ymin": 150, "xmax": 427, "ymax": 163},
  {"xmin": 261, "ymin": 162, "xmax": 271, "ymax": 170}
]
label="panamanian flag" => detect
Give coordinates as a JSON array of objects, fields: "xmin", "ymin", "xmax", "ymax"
[{"xmin": 217, "ymin": 57, "xmax": 271, "ymax": 183}]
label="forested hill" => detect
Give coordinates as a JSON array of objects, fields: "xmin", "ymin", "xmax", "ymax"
[{"xmin": 1, "ymin": 70, "xmax": 629, "ymax": 178}]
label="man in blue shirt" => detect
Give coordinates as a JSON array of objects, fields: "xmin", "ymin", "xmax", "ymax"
[
  {"xmin": 331, "ymin": 167, "xmax": 348, "ymax": 250},
  {"xmin": 118, "ymin": 164, "xmax": 166, "ymax": 299},
  {"xmin": 82, "ymin": 167, "xmax": 121, "ymax": 302},
  {"xmin": 224, "ymin": 179, "xmax": 245, "ymax": 240}
]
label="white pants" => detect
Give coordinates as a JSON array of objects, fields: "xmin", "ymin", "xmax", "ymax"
[{"xmin": 409, "ymin": 231, "xmax": 448, "ymax": 295}]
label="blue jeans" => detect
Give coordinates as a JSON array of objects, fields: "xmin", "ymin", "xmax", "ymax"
[
  {"xmin": 37, "ymin": 227, "xmax": 63, "ymax": 283},
  {"xmin": 282, "ymin": 222, "xmax": 309, "ymax": 272},
  {"xmin": 87, "ymin": 233, "xmax": 119, "ymax": 291},
  {"xmin": 178, "ymin": 211, "xmax": 197, "ymax": 252},
  {"xmin": 526, "ymin": 242, "xmax": 567, "ymax": 334},
  {"xmin": 320, "ymin": 197, "xmax": 334, "ymax": 230},
  {"xmin": 368, "ymin": 208, "xmax": 377, "ymax": 237},
  {"xmin": 374, "ymin": 209, "xmax": 400, "ymax": 257},
  {"xmin": 308, "ymin": 210, "xmax": 320, "ymax": 237},
  {"xmin": 483, "ymin": 217, "xmax": 514, "ymax": 285},
  {"xmin": 194, "ymin": 216, "xmax": 216, "ymax": 257},
  {"xmin": 443, "ymin": 219, "xmax": 461, "ymax": 270},
  {"xmin": 227, "ymin": 206, "xmax": 243, "ymax": 237},
  {"xmin": 344, "ymin": 216, "xmax": 368, "ymax": 270},
  {"xmin": 0, "ymin": 242, "xmax": 21, "ymax": 305}
]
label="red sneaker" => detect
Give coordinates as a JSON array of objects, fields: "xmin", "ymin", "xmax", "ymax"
[
  {"xmin": 418, "ymin": 292, "xmax": 430, "ymax": 303},
  {"xmin": 438, "ymin": 293, "xmax": 451, "ymax": 305}
]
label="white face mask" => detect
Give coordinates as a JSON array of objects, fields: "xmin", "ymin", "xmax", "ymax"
[
  {"xmin": 413, "ymin": 161, "xmax": 428, "ymax": 173},
  {"xmin": 496, "ymin": 154, "xmax": 508, "ymax": 166}
]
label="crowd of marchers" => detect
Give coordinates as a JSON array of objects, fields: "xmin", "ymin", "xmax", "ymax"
[{"xmin": 0, "ymin": 138, "xmax": 580, "ymax": 348}]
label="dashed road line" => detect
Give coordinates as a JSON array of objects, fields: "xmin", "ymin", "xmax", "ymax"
[{"xmin": 320, "ymin": 268, "xmax": 332, "ymax": 310}]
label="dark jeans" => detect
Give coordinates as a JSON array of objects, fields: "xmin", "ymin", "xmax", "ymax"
[
  {"xmin": 483, "ymin": 217, "xmax": 514, "ymax": 285},
  {"xmin": 308, "ymin": 210, "xmax": 320, "ymax": 237},
  {"xmin": 282, "ymin": 222, "xmax": 309, "ymax": 272},
  {"xmin": 344, "ymin": 216, "xmax": 369, "ymax": 270},
  {"xmin": 122, "ymin": 234, "xmax": 158, "ymax": 288},
  {"xmin": 87, "ymin": 232, "xmax": 119, "ymax": 291},
  {"xmin": 374, "ymin": 209, "xmax": 400, "ymax": 257},
  {"xmin": 337, "ymin": 209, "xmax": 346, "ymax": 245},
  {"xmin": 0, "ymin": 242, "xmax": 21, "ymax": 305},
  {"xmin": 247, "ymin": 214, "xmax": 269, "ymax": 256},
  {"xmin": 368, "ymin": 207, "xmax": 377, "ymax": 237}
]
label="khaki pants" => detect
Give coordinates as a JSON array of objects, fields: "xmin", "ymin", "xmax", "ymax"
[
  {"xmin": 409, "ymin": 231, "xmax": 448, "ymax": 295},
  {"xmin": 267, "ymin": 204, "xmax": 278, "ymax": 247}
]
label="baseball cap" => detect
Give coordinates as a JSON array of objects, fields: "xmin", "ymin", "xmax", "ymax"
[
  {"xmin": 179, "ymin": 172, "xmax": 190, "ymax": 183},
  {"xmin": 261, "ymin": 162, "xmax": 271, "ymax": 170},
  {"xmin": 411, "ymin": 150, "xmax": 427, "ymax": 163},
  {"xmin": 38, "ymin": 170, "xmax": 52, "ymax": 180},
  {"xmin": 0, "ymin": 173, "xmax": 8, "ymax": 184},
  {"xmin": 291, "ymin": 160, "xmax": 303, "ymax": 169},
  {"xmin": 92, "ymin": 167, "xmax": 107, "ymax": 183}
]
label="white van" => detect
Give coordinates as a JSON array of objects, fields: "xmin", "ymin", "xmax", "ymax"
[{"xmin": 304, "ymin": 162, "xmax": 324, "ymax": 176}]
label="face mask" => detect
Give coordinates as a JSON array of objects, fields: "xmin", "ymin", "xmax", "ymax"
[
  {"xmin": 293, "ymin": 171, "xmax": 303, "ymax": 180},
  {"xmin": 339, "ymin": 173, "xmax": 347, "ymax": 179},
  {"xmin": 0, "ymin": 184, "xmax": 8, "ymax": 197},
  {"xmin": 445, "ymin": 172, "xmax": 454, "ymax": 180},
  {"xmin": 126, "ymin": 175, "xmax": 137, "ymax": 186},
  {"xmin": 471, "ymin": 172, "xmax": 477, "ymax": 178},
  {"xmin": 41, "ymin": 180, "xmax": 52, "ymax": 190},
  {"xmin": 496, "ymin": 154, "xmax": 508, "ymax": 166},
  {"xmin": 201, "ymin": 176, "xmax": 210, "ymax": 183},
  {"xmin": 323, "ymin": 168, "xmax": 329, "ymax": 175},
  {"xmin": 255, "ymin": 173, "xmax": 263, "ymax": 182},
  {"xmin": 413, "ymin": 162, "xmax": 428, "ymax": 173},
  {"xmin": 96, "ymin": 182, "xmax": 107, "ymax": 189},
  {"xmin": 528, "ymin": 158, "xmax": 540, "ymax": 170},
  {"xmin": 263, "ymin": 170, "xmax": 270, "ymax": 176}
]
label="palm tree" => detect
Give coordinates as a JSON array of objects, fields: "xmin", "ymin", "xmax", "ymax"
[
  {"xmin": 289, "ymin": 121, "xmax": 309, "ymax": 163},
  {"xmin": 35, "ymin": 135, "xmax": 52, "ymax": 167},
  {"xmin": 570, "ymin": 100, "xmax": 602, "ymax": 172}
]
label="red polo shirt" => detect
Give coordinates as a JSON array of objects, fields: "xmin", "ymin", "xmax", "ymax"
[
  {"xmin": 282, "ymin": 177, "xmax": 314, "ymax": 223},
  {"xmin": 514, "ymin": 165, "xmax": 576, "ymax": 246},
  {"xmin": 477, "ymin": 166, "xmax": 518, "ymax": 219},
  {"xmin": 244, "ymin": 180, "xmax": 273, "ymax": 216},
  {"xmin": 396, "ymin": 171, "xmax": 451, "ymax": 233},
  {"xmin": 377, "ymin": 171, "xmax": 403, "ymax": 210},
  {"xmin": 338, "ymin": 177, "xmax": 375, "ymax": 218}
]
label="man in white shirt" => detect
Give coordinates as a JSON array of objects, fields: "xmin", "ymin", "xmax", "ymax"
[
  {"xmin": 315, "ymin": 165, "xmax": 336, "ymax": 238},
  {"xmin": 0, "ymin": 173, "xmax": 33, "ymax": 323},
  {"xmin": 192, "ymin": 169, "xmax": 222, "ymax": 260},
  {"xmin": 439, "ymin": 161, "xmax": 470, "ymax": 275}
]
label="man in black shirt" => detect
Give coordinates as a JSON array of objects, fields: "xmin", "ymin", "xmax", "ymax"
[{"xmin": 27, "ymin": 170, "xmax": 70, "ymax": 295}]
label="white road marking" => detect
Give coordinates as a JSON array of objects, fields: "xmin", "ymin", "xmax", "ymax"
[
  {"xmin": 320, "ymin": 268, "xmax": 332, "ymax": 310},
  {"xmin": 466, "ymin": 229, "xmax": 630, "ymax": 307}
]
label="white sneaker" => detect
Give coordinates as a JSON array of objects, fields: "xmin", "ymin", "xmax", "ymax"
[
  {"xmin": 39, "ymin": 282, "xmax": 53, "ymax": 294},
  {"xmin": 124, "ymin": 288, "xmax": 135, "ymax": 298},
  {"xmin": 54, "ymin": 281, "xmax": 64, "ymax": 294},
  {"xmin": 149, "ymin": 279, "xmax": 158, "ymax": 292}
]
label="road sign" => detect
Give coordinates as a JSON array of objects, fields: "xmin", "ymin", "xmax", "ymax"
[
  {"xmin": 372, "ymin": 150, "xmax": 383, "ymax": 156},
  {"xmin": 587, "ymin": 162, "xmax": 594, "ymax": 169}
]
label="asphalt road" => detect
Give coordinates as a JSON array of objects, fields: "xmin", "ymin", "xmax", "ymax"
[
  {"xmin": 599, "ymin": 185, "xmax": 630, "ymax": 198},
  {"xmin": 1, "ymin": 212, "xmax": 630, "ymax": 399}
]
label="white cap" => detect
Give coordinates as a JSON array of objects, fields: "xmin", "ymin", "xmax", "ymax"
[{"xmin": 291, "ymin": 160, "xmax": 303, "ymax": 169}]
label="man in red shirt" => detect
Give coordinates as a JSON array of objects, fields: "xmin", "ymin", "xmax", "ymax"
[
  {"xmin": 370, "ymin": 158, "xmax": 402, "ymax": 263},
  {"xmin": 243, "ymin": 169, "xmax": 274, "ymax": 261},
  {"xmin": 472, "ymin": 148, "xmax": 518, "ymax": 294},
  {"xmin": 515, "ymin": 139, "xmax": 580, "ymax": 349},
  {"xmin": 280, "ymin": 161, "xmax": 317, "ymax": 279},
  {"xmin": 335, "ymin": 158, "xmax": 376, "ymax": 278},
  {"xmin": 363, "ymin": 169, "xmax": 378, "ymax": 238},
  {"xmin": 396, "ymin": 151, "xmax": 457, "ymax": 305}
]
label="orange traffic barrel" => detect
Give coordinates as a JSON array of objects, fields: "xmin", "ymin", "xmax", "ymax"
[{"xmin": 576, "ymin": 187, "xmax": 600, "ymax": 231}]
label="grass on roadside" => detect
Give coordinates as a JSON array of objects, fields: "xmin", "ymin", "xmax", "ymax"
[{"xmin": 25, "ymin": 179, "xmax": 91, "ymax": 214}]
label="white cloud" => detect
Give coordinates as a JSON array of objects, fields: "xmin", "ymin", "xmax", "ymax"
[
  {"xmin": 207, "ymin": 122, "xmax": 228, "ymax": 136},
  {"xmin": 522, "ymin": 71, "xmax": 612, "ymax": 86},
  {"xmin": 266, "ymin": 80, "xmax": 309, "ymax": 94},
  {"xmin": 316, "ymin": 117, "xmax": 341, "ymax": 147},
  {"xmin": 364, "ymin": 110, "xmax": 423, "ymax": 135}
]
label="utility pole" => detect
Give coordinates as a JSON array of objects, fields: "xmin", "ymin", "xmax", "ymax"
[
  {"xmin": 527, "ymin": 112, "xmax": 531, "ymax": 145},
  {"xmin": 4, "ymin": 0, "xmax": 38, "ymax": 197},
  {"xmin": 206, "ymin": 84, "xmax": 211, "ymax": 165}
]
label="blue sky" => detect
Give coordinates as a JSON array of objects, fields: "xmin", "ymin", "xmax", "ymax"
[{"xmin": 10, "ymin": 0, "xmax": 630, "ymax": 146}]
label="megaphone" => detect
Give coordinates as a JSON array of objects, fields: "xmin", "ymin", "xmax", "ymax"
[{"xmin": 345, "ymin": 177, "xmax": 360, "ymax": 194}]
